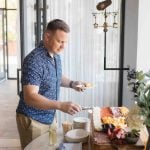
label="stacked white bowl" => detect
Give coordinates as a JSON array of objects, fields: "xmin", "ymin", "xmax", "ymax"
[{"xmin": 73, "ymin": 117, "xmax": 89, "ymax": 130}]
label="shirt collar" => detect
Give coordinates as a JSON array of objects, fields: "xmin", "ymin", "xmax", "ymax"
[
  {"xmin": 39, "ymin": 41, "xmax": 55, "ymax": 58},
  {"xmin": 49, "ymin": 52, "xmax": 54, "ymax": 58}
]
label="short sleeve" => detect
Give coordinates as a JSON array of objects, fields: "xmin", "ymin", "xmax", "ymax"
[{"xmin": 21, "ymin": 57, "xmax": 43, "ymax": 86}]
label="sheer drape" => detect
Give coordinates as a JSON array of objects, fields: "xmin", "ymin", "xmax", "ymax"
[{"xmin": 46, "ymin": 0, "xmax": 121, "ymax": 124}]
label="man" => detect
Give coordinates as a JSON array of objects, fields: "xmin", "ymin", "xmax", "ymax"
[{"xmin": 16, "ymin": 19, "xmax": 87, "ymax": 149}]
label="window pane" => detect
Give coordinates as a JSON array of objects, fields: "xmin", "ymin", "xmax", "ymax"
[
  {"xmin": 7, "ymin": 0, "xmax": 17, "ymax": 9},
  {"xmin": 0, "ymin": 10, "xmax": 5, "ymax": 80},
  {"xmin": 0, "ymin": 0, "xmax": 5, "ymax": 8},
  {"xmin": 7, "ymin": 10, "xmax": 17, "ymax": 78}
]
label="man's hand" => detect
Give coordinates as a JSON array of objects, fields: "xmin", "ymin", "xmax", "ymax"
[
  {"xmin": 58, "ymin": 101, "xmax": 81, "ymax": 115},
  {"xmin": 71, "ymin": 81, "xmax": 87, "ymax": 92}
]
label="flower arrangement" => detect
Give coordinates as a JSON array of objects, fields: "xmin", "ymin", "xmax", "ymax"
[
  {"xmin": 126, "ymin": 105, "xmax": 143, "ymax": 130},
  {"xmin": 108, "ymin": 127, "xmax": 126, "ymax": 144},
  {"xmin": 107, "ymin": 127, "xmax": 140, "ymax": 144}
]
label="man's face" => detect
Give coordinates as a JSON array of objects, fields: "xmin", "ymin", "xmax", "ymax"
[{"xmin": 45, "ymin": 29, "xmax": 68, "ymax": 54}]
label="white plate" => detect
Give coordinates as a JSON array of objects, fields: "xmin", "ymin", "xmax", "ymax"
[
  {"xmin": 65, "ymin": 129, "xmax": 89, "ymax": 143},
  {"xmin": 75, "ymin": 85, "xmax": 84, "ymax": 88},
  {"xmin": 76, "ymin": 84, "xmax": 93, "ymax": 89}
]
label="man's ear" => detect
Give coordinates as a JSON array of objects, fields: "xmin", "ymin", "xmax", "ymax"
[{"xmin": 44, "ymin": 31, "xmax": 52, "ymax": 42}]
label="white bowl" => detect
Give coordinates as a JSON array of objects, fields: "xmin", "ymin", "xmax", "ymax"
[
  {"xmin": 73, "ymin": 117, "xmax": 89, "ymax": 123},
  {"xmin": 73, "ymin": 117, "xmax": 89, "ymax": 130},
  {"xmin": 65, "ymin": 129, "xmax": 89, "ymax": 143}
]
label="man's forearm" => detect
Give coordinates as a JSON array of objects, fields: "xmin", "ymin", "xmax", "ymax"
[
  {"xmin": 61, "ymin": 75, "xmax": 73, "ymax": 88},
  {"xmin": 24, "ymin": 91, "xmax": 61, "ymax": 110},
  {"xmin": 24, "ymin": 92, "xmax": 81, "ymax": 115}
]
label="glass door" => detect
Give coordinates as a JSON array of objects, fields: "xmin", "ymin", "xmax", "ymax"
[
  {"xmin": 0, "ymin": 9, "xmax": 6, "ymax": 81},
  {"xmin": 0, "ymin": 0, "xmax": 18, "ymax": 80}
]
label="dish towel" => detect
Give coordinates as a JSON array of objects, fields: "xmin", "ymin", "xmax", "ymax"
[{"xmin": 58, "ymin": 143, "xmax": 82, "ymax": 150}]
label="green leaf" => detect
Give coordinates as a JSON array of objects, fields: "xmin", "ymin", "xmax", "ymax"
[
  {"xmin": 138, "ymin": 101, "xmax": 145, "ymax": 108},
  {"xmin": 145, "ymin": 72, "xmax": 150, "ymax": 78},
  {"xmin": 137, "ymin": 71, "xmax": 144, "ymax": 81},
  {"xmin": 144, "ymin": 118, "xmax": 150, "ymax": 127}
]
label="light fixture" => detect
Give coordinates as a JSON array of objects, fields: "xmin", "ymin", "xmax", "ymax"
[
  {"xmin": 92, "ymin": 0, "xmax": 118, "ymax": 32},
  {"xmin": 92, "ymin": 0, "xmax": 129, "ymax": 70},
  {"xmin": 92, "ymin": 11, "xmax": 119, "ymax": 32},
  {"xmin": 96, "ymin": 0, "xmax": 112, "ymax": 10}
]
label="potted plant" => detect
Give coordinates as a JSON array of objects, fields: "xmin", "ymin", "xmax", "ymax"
[
  {"xmin": 127, "ymin": 69, "xmax": 150, "ymax": 149},
  {"xmin": 125, "ymin": 129, "xmax": 140, "ymax": 144}
]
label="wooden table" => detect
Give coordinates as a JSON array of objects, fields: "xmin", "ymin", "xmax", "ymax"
[{"xmin": 24, "ymin": 117, "xmax": 146, "ymax": 150}]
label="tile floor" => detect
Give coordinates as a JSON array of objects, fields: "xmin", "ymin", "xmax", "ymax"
[{"xmin": 0, "ymin": 80, "xmax": 21, "ymax": 149}]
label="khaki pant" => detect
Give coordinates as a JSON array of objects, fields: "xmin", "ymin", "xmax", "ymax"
[{"xmin": 16, "ymin": 113, "xmax": 56, "ymax": 150}]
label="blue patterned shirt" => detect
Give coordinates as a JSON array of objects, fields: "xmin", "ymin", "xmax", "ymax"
[{"xmin": 16, "ymin": 43, "xmax": 62, "ymax": 124}]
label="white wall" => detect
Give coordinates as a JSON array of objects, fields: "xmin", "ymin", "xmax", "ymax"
[
  {"xmin": 122, "ymin": 0, "xmax": 139, "ymax": 107},
  {"xmin": 123, "ymin": 0, "xmax": 150, "ymax": 107},
  {"xmin": 137, "ymin": 0, "xmax": 150, "ymax": 72}
]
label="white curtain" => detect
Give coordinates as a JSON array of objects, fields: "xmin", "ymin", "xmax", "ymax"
[
  {"xmin": 23, "ymin": 0, "xmax": 36, "ymax": 55},
  {"xmin": 46, "ymin": 0, "xmax": 121, "ymax": 125}
]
